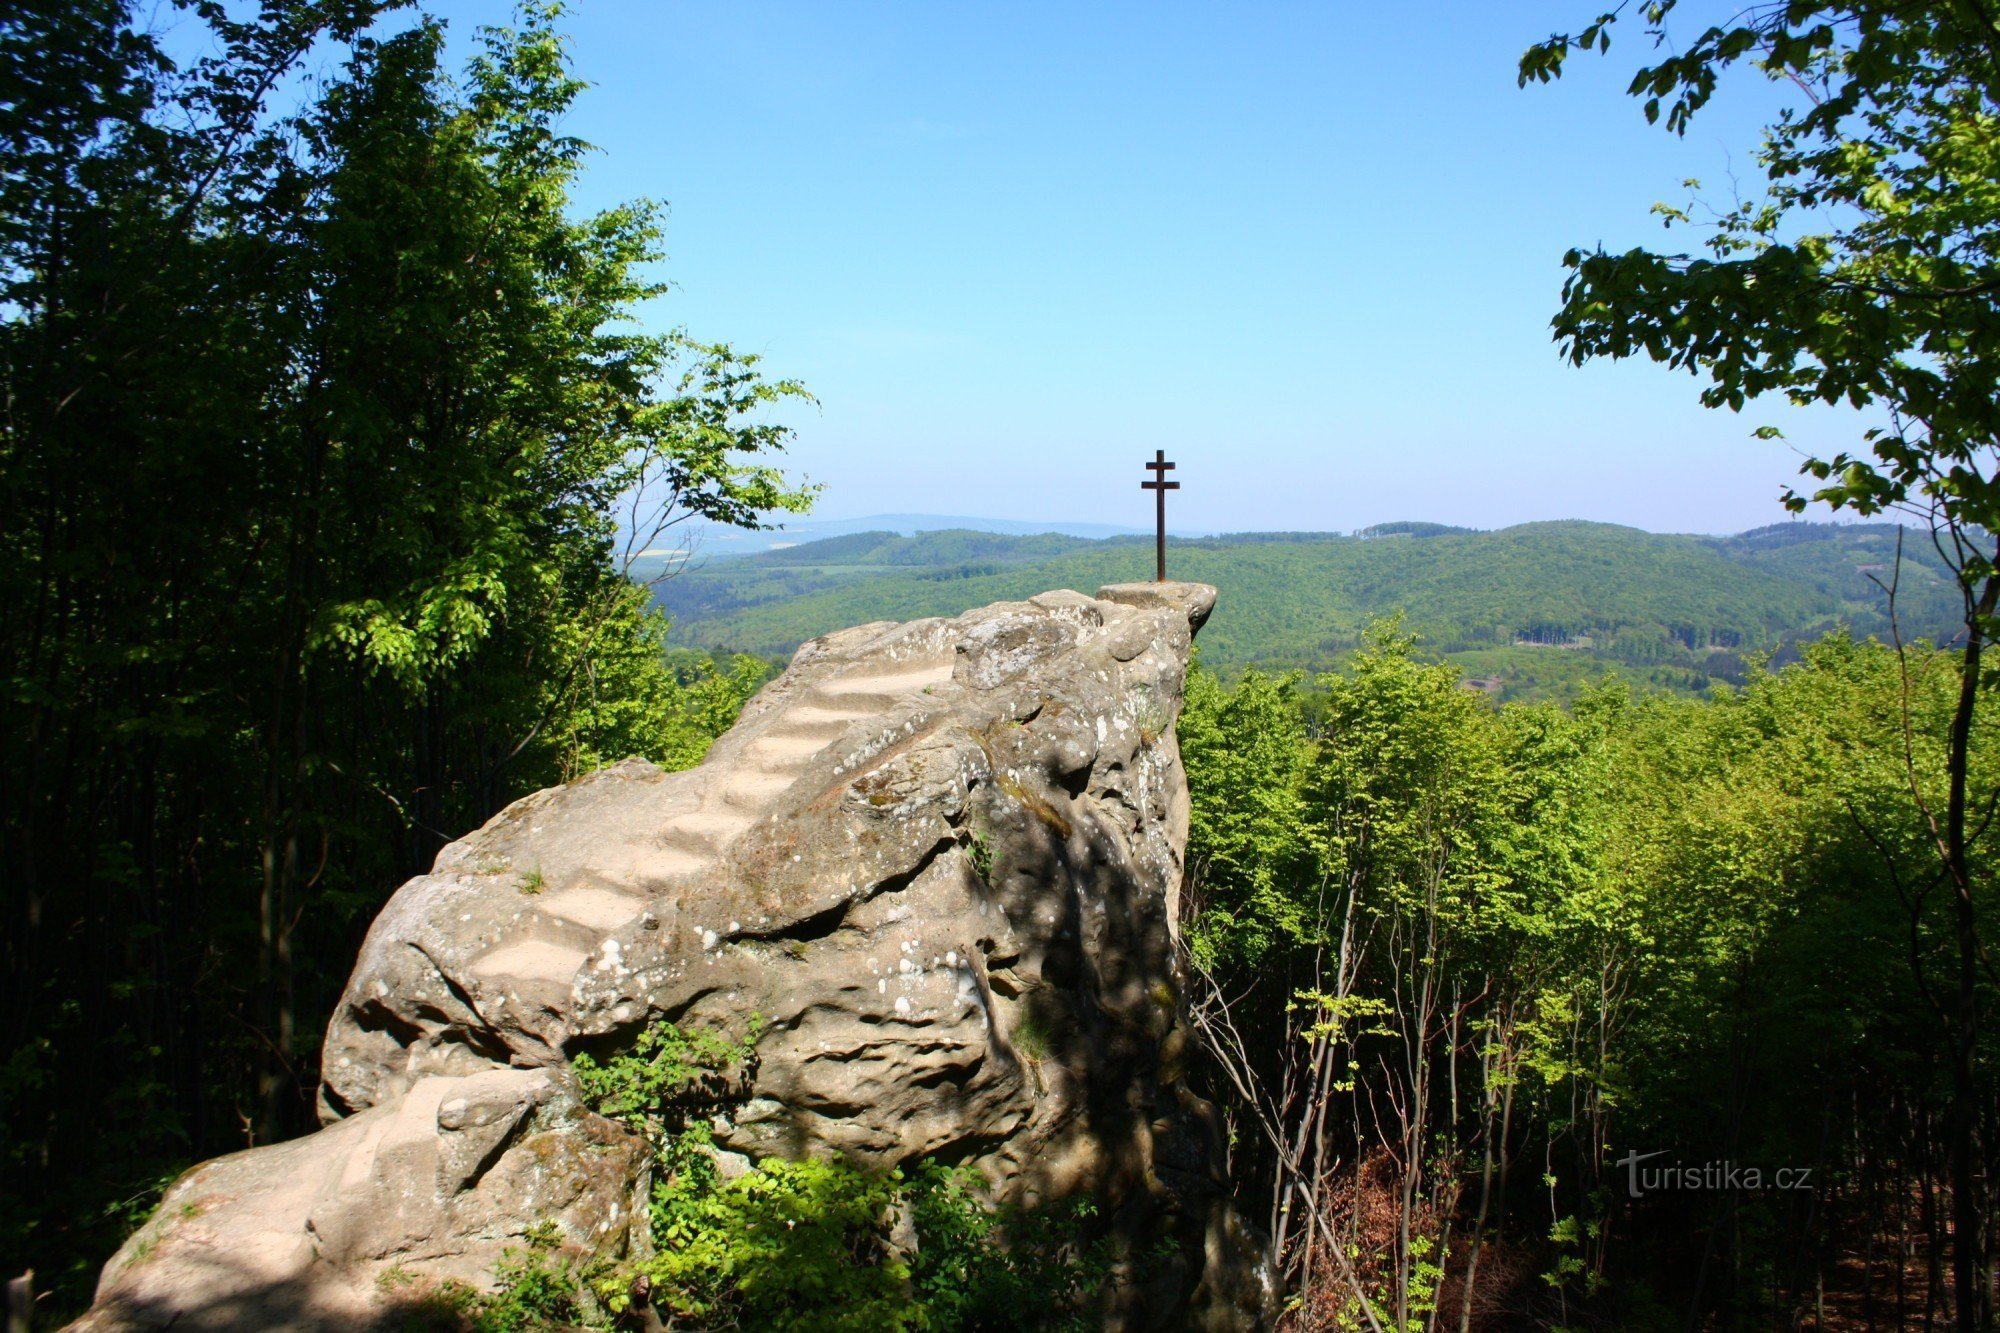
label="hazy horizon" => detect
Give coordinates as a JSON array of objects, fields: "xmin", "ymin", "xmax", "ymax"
[
  {"xmin": 793, "ymin": 509, "xmax": 1884, "ymax": 536},
  {"xmin": 668, "ymin": 509, "xmax": 1902, "ymax": 562}
]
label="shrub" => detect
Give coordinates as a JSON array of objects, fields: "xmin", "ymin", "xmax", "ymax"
[
  {"xmin": 564, "ymin": 1017, "xmax": 1143, "ymax": 1331},
  {"xmin": 647, "ymin": 1146, "xmax": 915, "ymax": 1332},
  {"xmin": 570, "ymin": 1015, "xmax": 762, "ymax": 1135}
]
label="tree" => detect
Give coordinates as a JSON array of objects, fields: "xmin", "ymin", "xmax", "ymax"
[
  {"xmin": 1523, "ymin": 3, "xmax": 2000, "ymax": 1321},
  {"xmin": 0, "ymin": 1, "xmax": 812, "ymax": 1310}
]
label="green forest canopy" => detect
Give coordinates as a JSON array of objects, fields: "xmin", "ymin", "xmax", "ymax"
[
  {"xmin": 653, "ymin": 519, "xmax": 1963, "ymax": 697},
  {"xmin": 0, "ymin": 0, "xmax": 806, "ymax": 1308},
  {"xmin": 1175, "ymin": 627, "xmax": 1997, "ymax": 1324}
]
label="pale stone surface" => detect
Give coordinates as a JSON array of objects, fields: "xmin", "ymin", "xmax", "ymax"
[
  {"xmin": 75, "ymin": 581, "xmax": 1272, "ymax": 1330},
  {"xmin": 73, "ymin": 1068, "xmax": 641, "ymax": 1331}
]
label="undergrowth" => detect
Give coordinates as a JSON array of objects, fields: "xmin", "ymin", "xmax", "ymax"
[{"xmin": 420, "ymin": 1016, "xmax": 1146, "ymax": 1331}]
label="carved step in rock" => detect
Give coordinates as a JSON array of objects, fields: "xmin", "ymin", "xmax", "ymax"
[{"xmin": 539, "ymin": 886, "xmax": 646, "ymax": 933}]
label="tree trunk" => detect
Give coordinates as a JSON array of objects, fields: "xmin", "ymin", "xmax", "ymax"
[{"xmin": 1945, "ymin": 571, "xmax": 1999, "ymax": 1331}]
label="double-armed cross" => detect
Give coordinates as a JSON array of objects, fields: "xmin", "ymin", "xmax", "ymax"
[{"xmin": 1141, "ymin": 450, "xmax": 1179, "ymax": 582}]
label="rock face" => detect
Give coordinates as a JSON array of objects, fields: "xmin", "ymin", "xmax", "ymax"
[{"xmin": 76, "ymin": 582, "xmax": 1272, "ymax": 1331}]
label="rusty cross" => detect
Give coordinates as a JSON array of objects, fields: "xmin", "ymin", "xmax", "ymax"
[{"xmin": 1141, "ymin": 450, "xmax": 1179, "ymax": 582}]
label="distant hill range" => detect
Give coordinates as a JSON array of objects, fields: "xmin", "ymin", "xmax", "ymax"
[
  {"xmin": 649, "ymin": 519, "xmax": 1964, "ymax": 700},
  {"xmin": 655, "ymin": 512, "xmax": 1150, "ymax": 561}
]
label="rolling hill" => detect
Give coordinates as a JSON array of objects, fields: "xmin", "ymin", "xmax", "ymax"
[{"xmin": 651, "ymin": 521, "xmax": 1964, "ymax": 700}]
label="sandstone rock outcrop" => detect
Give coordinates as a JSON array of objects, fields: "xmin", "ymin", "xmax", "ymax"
[{"xmin": 76, "ymin": 582, "xmax": 1272, "ymax": 1331}]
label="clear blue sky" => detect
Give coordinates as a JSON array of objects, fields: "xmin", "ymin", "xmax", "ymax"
[{"xmin": 414, "ymin": 1, "xmax": 1856, "ymax": 535}]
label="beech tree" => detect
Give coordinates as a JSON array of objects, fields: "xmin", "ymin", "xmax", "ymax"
[
  {"xmin": 1523, "ymin": 3, "xmax": 2000, "ymax": 1323},
  {"xmin": 0, "ymin": 1, "xmax": 811, "ymax": 1309},
  {"xmin": 1181, "ymin": 630, "xmax": 2000, "ymax": 1324}
]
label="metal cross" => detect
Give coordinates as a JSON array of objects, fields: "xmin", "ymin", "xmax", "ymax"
[{"xmin": 1141, "ymin": 450, "xmax": 1179, "ymax": 582}]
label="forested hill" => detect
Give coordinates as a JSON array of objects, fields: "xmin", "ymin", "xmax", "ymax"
[{"xmin": 654, "ymin": 520, "xmax": 1963, "ymax": 697}]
